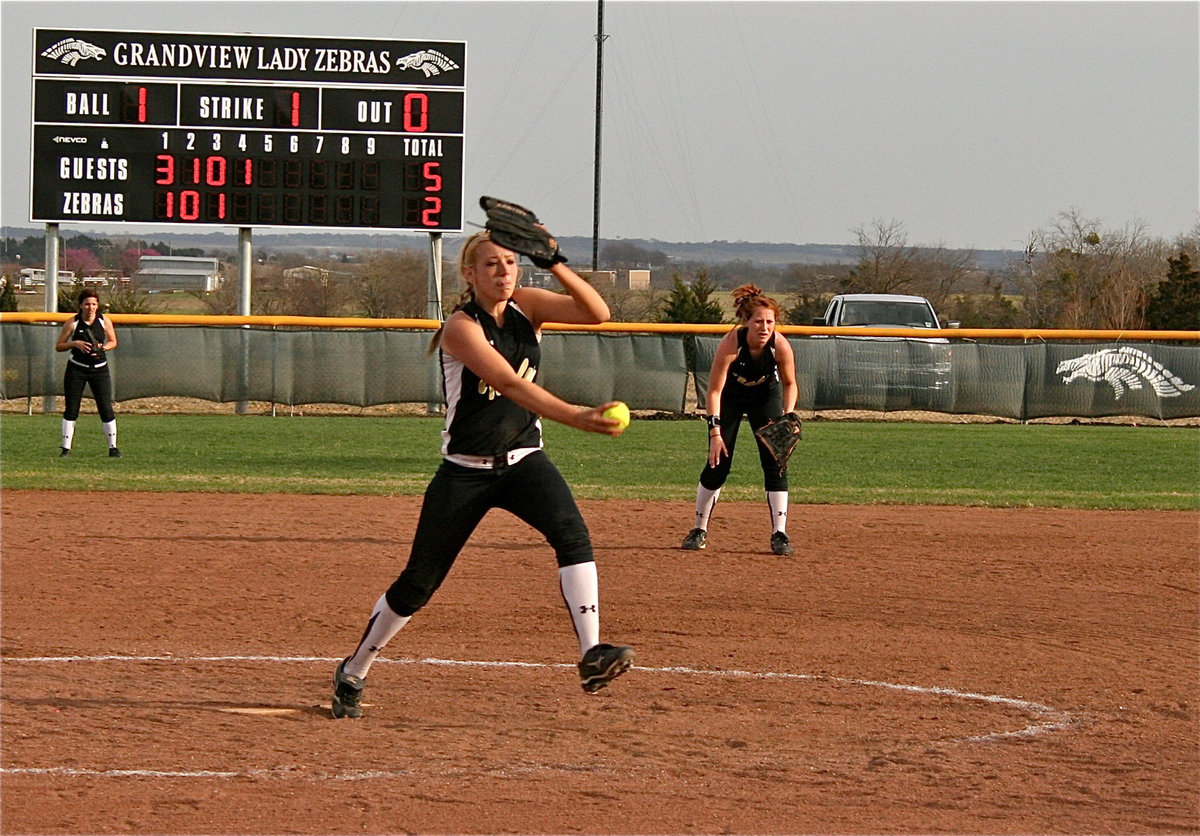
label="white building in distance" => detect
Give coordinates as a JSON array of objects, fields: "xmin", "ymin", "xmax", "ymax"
[{"xmin": 134, "ymin": 256, "xmax": 222, "ymax": 292}]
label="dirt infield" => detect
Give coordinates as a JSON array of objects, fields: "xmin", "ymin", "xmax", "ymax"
[{"xmin": 2, "ymin": 490, "xmax": 1197, "ymax": 834}]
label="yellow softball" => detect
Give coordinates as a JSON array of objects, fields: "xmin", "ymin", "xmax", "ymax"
[{"xmin": 602, "ymin": 401, "xmax": 631, "ymax": 433}]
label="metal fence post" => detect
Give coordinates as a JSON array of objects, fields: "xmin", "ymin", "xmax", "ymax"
[{"xmin": 236, "ymin": 228, "xmax": 252, "ymax": 415}]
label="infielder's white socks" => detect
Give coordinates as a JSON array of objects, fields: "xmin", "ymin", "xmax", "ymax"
[
  {"xmin": 343, "ymin": 593, "xmax": 410, "ymax": 679},
  {"xmin": 61, "ymin": 419, "xmax": 76, "ymax": 450},
  {"xmin": 694, "ymin": 485, "xmax": 721, "ymax": 530},
  {"xmin": 559, "ymin": 562, "xmax": 600, "ymax": 655},
  {"xmin": 767, "ymin": 490, "xmax": 789, "ymax": 533},
  {"xmin": 102, "ymin": 420, "xmax": 117, "ymax": 449}
]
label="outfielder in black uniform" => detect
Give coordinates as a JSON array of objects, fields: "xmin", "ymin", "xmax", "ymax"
[
  {"xmin": 331, "ymin": 229, "xmax": 634, "ymax": 719},
  {"xmin": 681, "ymin": 284, "xmax": 798, "ymax": 555},
  {"xmin": 54, "ymin": 288, "xmax": 121, "ymax": 458}
]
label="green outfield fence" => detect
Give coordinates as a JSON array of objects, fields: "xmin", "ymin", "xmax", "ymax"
[{"xmin": 2, "ymin": 313, "xmax": 1197, "ymax": 421}]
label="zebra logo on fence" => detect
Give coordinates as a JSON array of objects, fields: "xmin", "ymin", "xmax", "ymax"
[{"xmin": 1056, "ymin": 347, "xmax": 1195, "ymax": 400}]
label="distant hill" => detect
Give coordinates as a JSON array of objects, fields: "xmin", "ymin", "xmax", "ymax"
[
  {"xmin": 2, "ymin": 226, "xmax": 1016, "ymax": 270},
  {"xmin": 557, "ymin": 237, "xmax": 863, "ymax": 266}
]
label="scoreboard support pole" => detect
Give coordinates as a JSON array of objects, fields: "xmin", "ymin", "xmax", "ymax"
[
  {"xmin": 41, "ymin": 223, "xmax": 60, "ymax": 413},
  {"xmin": 236, "ymin": 227, "xmax": 253, "ymax": 415},
  {"xmin": 426, "ymin": 232, "xmax": 444, "ymax": 415}
]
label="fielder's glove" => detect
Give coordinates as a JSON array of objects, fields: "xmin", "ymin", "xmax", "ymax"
[
  {"xmin": 754, "ymin": 412, "xmax": 802, "ymax": 475},
  {"xmin": 480, "ymin": 196, "xmax": 567, "ymax": 269}
]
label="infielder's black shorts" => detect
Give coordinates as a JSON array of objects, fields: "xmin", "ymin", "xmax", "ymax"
[
  {"xmin": 700, "ymin": 386, "xmax": 788, "ymax": 493},
  {"xmin": 63, "ymin": 362, "xmax": 115, "ymax": 423},
  {"xmin": 385, "ymin": 451, "xmax": 593, "ymax": 617}
]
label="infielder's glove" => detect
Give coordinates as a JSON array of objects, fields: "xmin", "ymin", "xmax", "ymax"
[
  {"xmin": 81, "ymin": 337, "xmax": 103, "ymax": 360},
  {"xmin": 754, "ymin": 412, "xmax": 802, "ymax": 475},
  {"xmin": 480, "ymin": 196, "xmax": 567, "ymax": 269}
]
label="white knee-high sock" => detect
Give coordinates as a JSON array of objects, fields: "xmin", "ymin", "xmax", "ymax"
[
  {"xmin": 102, "ymin": 420, "xmax": 117, "ymax": 449},
  {"xmin": 61, "ymin": 419, "xmax": 76, "ymax": 450},
  {"xmin": 559, "ymin": 562, "xmax": 600, "ymax": 655},
  {"xmin": 694, "ymin": 485, "xmax": 721, "ymax": 530},
  {"xmin": 767, "ymin": 490, "xmax": 789, "ymax": 533},
  {"xmin": 343, "ymin": 593, "xmax": 410, "ymax": 679}
]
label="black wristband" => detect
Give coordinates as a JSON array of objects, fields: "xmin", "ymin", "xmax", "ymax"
[{"xmin": 705, "ymin": 415, "xmax": 720, "ymax": 430}]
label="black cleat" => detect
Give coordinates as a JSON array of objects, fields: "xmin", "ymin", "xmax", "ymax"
[
  {"xmin": 108, "ymin": 447, "xmax": 123, "ymax": 458},
  {"xmin": 331, "ymin": 658, "xmax": 365, "ymax": 719},
  {"xmin": 60, "ymin": 447, "xmax": 71, "ymax": 457},
  {"xmin": 770, "ymin": 531, "xmax": 793, "ymax": 556},
  {"xmin": 681, "ymin": 528, "xmax": 707, "ymax": 550},
  {"xmin": 578, "ymin": 643, "xmax": 635, "ymax": 694}
]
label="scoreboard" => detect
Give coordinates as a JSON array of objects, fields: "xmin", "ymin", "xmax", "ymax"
[{"xmin": 30, "ymin": 29, "xmax": 465, "ymax": 231}]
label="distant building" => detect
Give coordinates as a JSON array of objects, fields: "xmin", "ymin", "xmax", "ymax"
[
  {"xmin": 282, "ymin": 265, "xmax": 356, "ymax": 283},
  {"xmin": 17, "ymin": 267, "xmax": 76, "ymax": 289},
  {"xmin": 523, "ymin": 271, "xmax": 552, "ymax": 288},
  {"xmin": 626, "ymin": 269, "xmax": 651, "ymax": 290},
  {"xmin": 592, "ymin": 270, "xmax": 650, "ymax": 290},
  {"xmin": 80, "ymin": 270, "xmax": 126, "ymax": 288},
  {"xmin": 134, "ymin": 256, "xmax": 221, "ymax": 292},
  {"xmin": 524, "ymin": 268, "xmax": 651, "ymax": 291}
]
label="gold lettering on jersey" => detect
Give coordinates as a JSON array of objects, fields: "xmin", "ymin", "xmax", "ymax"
[{"xmin": 476, "ymin": 357, "xmax": 537, "ymax": 400}]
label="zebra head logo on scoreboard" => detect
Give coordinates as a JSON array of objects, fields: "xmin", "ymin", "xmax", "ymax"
[
  {"xmin": 394, "ymin": 49, "xmax": 459, "ymax": 78},
  {"xmin": 41, "ymin": 38, "xmax": 107, "ymax": 67}
]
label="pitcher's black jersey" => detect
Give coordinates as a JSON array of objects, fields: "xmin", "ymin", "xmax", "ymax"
[{"xmin": 440, "ymin": 299, "xmax": 543, "ymax": 460}]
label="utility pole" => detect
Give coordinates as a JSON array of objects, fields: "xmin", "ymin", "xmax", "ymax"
[{"xmin": 591, "ymin": 0, "xmax": 606, "ymax": 272}]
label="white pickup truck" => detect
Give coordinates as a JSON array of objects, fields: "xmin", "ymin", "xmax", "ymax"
[
  {"xmin": 812, "ymin": 293, "xmax": 946, "ymax": 330},
  {"xmin": 811, "ymin": 293, "xmax": 954, "ymax": 409}
]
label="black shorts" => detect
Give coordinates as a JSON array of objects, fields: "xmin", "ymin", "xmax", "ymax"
[
  {"xmin": 63, "ymin": 362, "xmax": 115, "ymax": 423},
  {"xmin": 385, "ymin": 451, "xmax": 593, "ymax": 616}
]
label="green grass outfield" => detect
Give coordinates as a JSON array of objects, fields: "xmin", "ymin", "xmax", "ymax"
[{"xmin": 3, "ymin": 413, "xmax": 1196, "ymax": 510}]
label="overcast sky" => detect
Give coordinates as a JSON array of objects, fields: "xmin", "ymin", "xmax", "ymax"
[{"xmin": 3, "ymin": 0, "xmax": 1197, "ymax": 251}]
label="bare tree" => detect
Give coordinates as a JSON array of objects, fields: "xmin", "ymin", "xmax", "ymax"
[
  {"xmin": 780, "ymin": 263, "xmax": 847, "ymax": 324},
  {"xmin": 598, "ymin": 285, "xmax": 667, "ymax": 322},
  {"xmin": 248, "ymin": 261, "xmax": 289, "ymax": 316},
  {"xmin": 1012, "ymin": 208, "xmax": 1170, "ymax": 329},
  {"xmin": 355, "ymin": 249, "xmax": 428, "ymax": 318},
  {"xmin": 1092, "ymin": 223, "xmax": 1168, "ymax": 329},
  {"xmin": 194, "ymin": 270, "xmax": 239, "ymax": 315},
  {"xmin": 845, "ymin": 219, "xmax": 974, "ymax": 309},
  {"xmin": 907, "ymin": 244, "xmax": 977, "ymax": 312},
  {"xmin": 847, "ymin": 219, "xmax": 919, "ymax": 293},
  {"xmin": 289, "ymin": 266, "xmax": 349, "ymax": 318}
]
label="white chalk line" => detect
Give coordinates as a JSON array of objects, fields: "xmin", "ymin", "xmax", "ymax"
[{"xmin": 1, "ymin": 654, "xmax": 1076, "ymax": 780}]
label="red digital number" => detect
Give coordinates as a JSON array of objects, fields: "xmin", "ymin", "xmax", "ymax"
[
  {"xmin": 156, "ymin": 191, "xmax": 173, "ymax": 219},
  {"xmin": 206, "ymin": 156, "xmax": 227, "ymax": 187},
  {"xmin": 234, "ymin": 158, "xmax": 253, "ymax": 186},
  {"xmin": 154, "ymin": 154, "xmax": 175, "ymax": 185},
  {"xmin": 179, "ymin": 190, "xmax": 201, "ymax": 221},
  {"xmin": 421, "ymin": 196, "xmax": 441, "ymax": 226},
  {"xmin": 205, "ymin": 192, "xmax": 226, "ymax": 221},
  {"xmin": 422, "ymin": 162, "xmax": 442, "ymax": 192},
  {"xmin": 123, "ymin": 86, "xmax": 148, "ymax": 124},
  {"xmin": 403, "ymin": 93, "xmax": 428, "ymax": 133}
]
